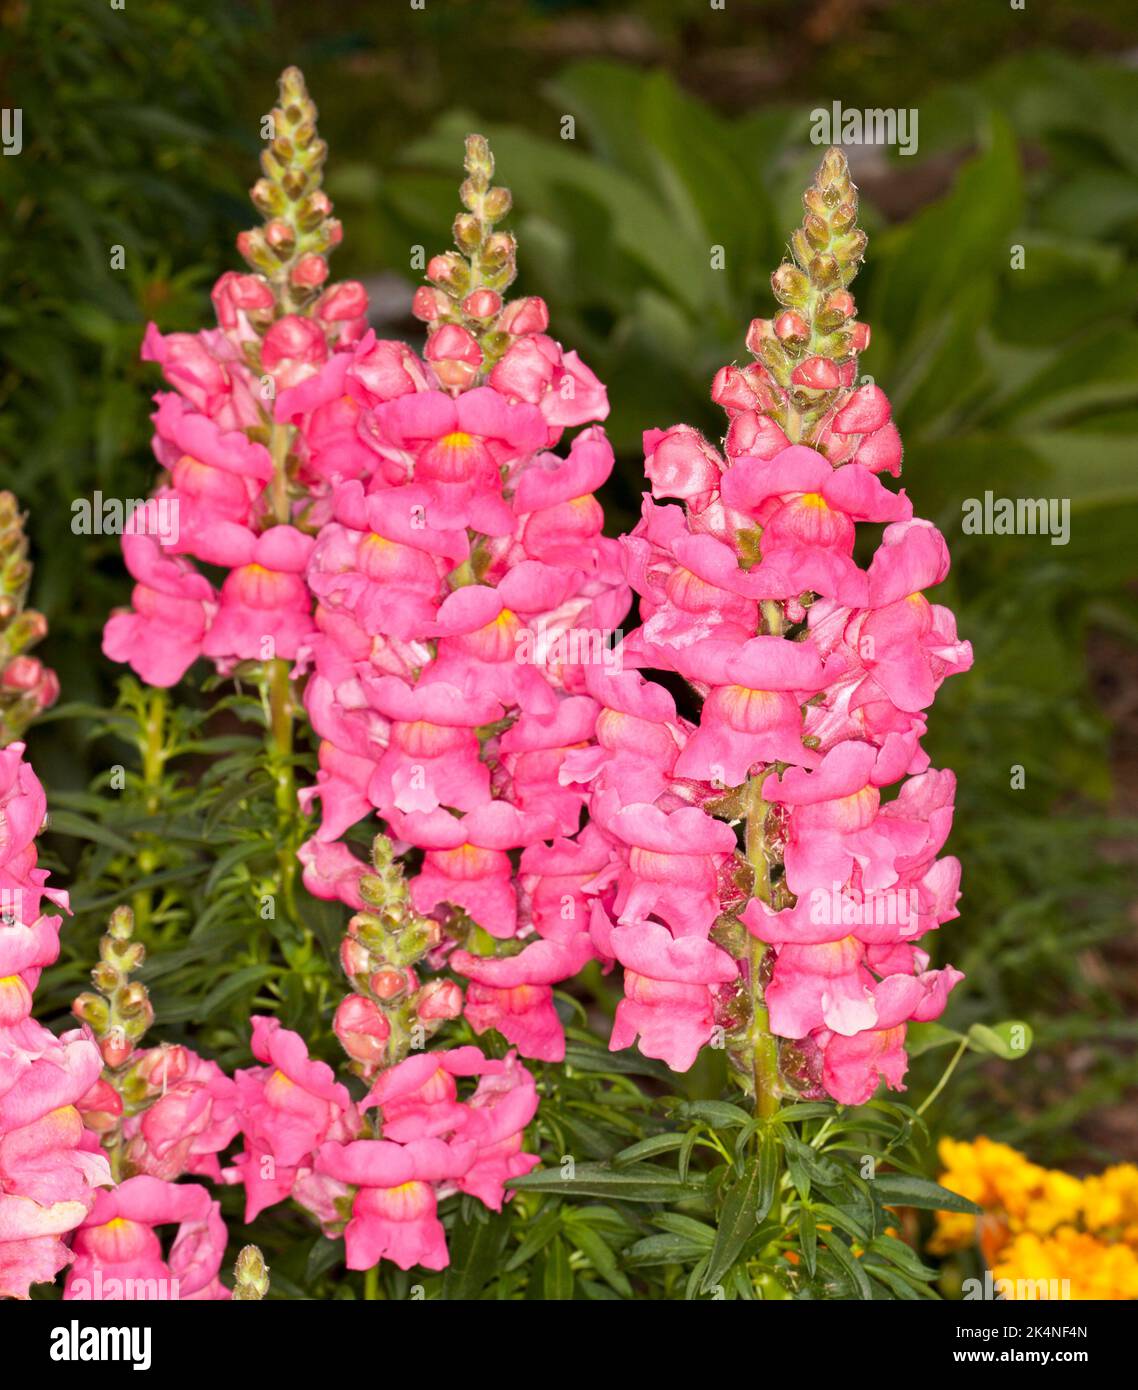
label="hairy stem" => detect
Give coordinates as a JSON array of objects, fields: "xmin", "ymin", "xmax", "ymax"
[
  {"xmin": 265, "ymin": 657, "xmax": 299, "ymax": 920},
  {"xmin": 745, "ymin": 776, "xmax": 782, "ymax": 1120}
]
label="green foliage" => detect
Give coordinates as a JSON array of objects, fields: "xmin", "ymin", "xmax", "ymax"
[
  {"xmin": 37, "ymin": 672, "xmax": 338, "ymax": 1069},
  {"xmin": 0, "ymin": 0, "xmax": 267, "ymax": 722},
  {"xmin": 7, "ymin": 3, "xmax": 1136, "ymax": 1298}
]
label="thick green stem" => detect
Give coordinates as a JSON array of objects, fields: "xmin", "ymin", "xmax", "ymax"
[
  {"xmin": 132, "ymin": 688, "xmax": 167, "ymax": 934},
  {"xmin": 745, "ymin": 777, "xmax": 782, "ymax": 1120},
  {"xmin": 268, "ymin": 421, "xmax": 293, "ymax": 525},
  {"xmin": 266, "ymin": 658, "xmax": 299, "ymax": 918}
]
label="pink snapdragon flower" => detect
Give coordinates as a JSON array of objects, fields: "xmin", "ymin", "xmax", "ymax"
[
  {"xmin": 583, "ymin": 149, "xmax": 971, "ymax": 1104},
  {"xmin": 0, "ymin": 744, "xmax": 109, "ymax": 1299},
  {"xmin": 229, "ymin": 1016, "xmax": 358, "ymax": 1222},
  {"xmin": 64, "ymin": 1176, "xmax": 228, "ymax": 1301},
  {"xmin": 314, "ymin": 1047, "xmax": 538, "ymax": 1270}
]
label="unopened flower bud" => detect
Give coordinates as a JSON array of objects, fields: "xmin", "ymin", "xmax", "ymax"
[
  {"xmin": 773, "ymin": 311, "xmax": 810, "ymax": 343},
  {"xmin": 482, "ymin": 186, "xmax": 512, "ymax": 222},
  {"xmin": 101, "ymin": 1028, "xmax": 134, "ymax": 1070},
  {"xmin": 72, "ymin": 992, "xmax": 110, "ymax": 1033},
  {"xmin": 744, "ymin": 318, "xmax": 774, "ymax": 355},
  {"xmin": 790, "ymin": 356, "xmax": 842, "ymax": 390},
  {"xmin": 369, "ymin": 968, "xmax": 415, "ymax": 1000},
  {"xmin": 264, "ymin": 219, "xmax": 297, "ymax": 255},
  {"xmin": 91, "ymin": 962, "xmax": 121, "ymax": 994},
  {"xmin": 416, "ymin": 978, "xmax": 463, "ymax": 1022},
  {"xmin": 411, "ymin": 286, "xmax": 448, "ymax": 323},
  {"xmin": 771, "ymin": 264, "xmax": 810, "ymax": 306},
  {"xmin": 334, "ymin": 995, "xmax": 390, "ymax": 1070},
  {"xmin": 453, "ymin": 213, "xmax": 482, "ymax": 253},
  {"xmin": 497, "ymin": 296, "xmax": 548, "ymax": 336},
  {"xmin": 233, "ymin": 1245, "xmax": 270, "ymax": 1301},
  {"xmin": 290, "ymin": 254, "xmax": 328, "ymax": 288},
  {"xmin": 849, "ymin": 322, "xmax": 871, "ymax": 352},
  {"xmin": 316, "ymin": 281, "xmax": 368, "ymax": 322},
  {"xmin": 340, "ymin": 937, "xmax": 372, "ymax": 979},
  {"xmin": 462, "ymin": 288, "xmax": 501, "ymax": 319},
  {"xmin": 2, "ymin": 656, "xmax": 42, "ymax": 691}
]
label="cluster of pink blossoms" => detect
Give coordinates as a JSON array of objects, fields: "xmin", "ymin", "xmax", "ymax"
[
  {"xmin": 229, "ymin": 1017, "xmax": 538, "ymax": 1271},
  {"xmin": 0, "ymin": 744, "xmax": 107, "ymax": 1298},
  {"xmin": 95, "ymin": 74, "xmax": 627, "ymax": 1277},
  {"xmin": 49, "ymin": 68, "xmax": 973, "ymax": 1295},
  {"xmin": 296, "ymin": 149, "xmax": 627, "ymax": 1069},
  {"xmin": 101, "ymin": 75, "xmax": 370, "ymax": 687},
  {"xmin": 573, "ymin": 149, "xmax": 971, "ymax": 1104}
]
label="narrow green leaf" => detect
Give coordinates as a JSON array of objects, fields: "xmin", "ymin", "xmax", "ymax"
[
  {"xmin": 701, "ymin": 1128, "xmax": 779, "ymax": 1292},
  {"xmin": 818, "ymin": 1228, "xmax": 873, "ymax": 1300},
  {"xmin": 871, "ymin": 1174, "xmax": 982, "ymax": 1216}
]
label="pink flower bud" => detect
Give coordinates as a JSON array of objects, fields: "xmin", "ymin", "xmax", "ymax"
[
  {"xmin": 831, "ymin": 383, "xmax": 891, "ymax": 436},
  {"xmin": 725, "ymin": 410, "xmax": 791, "ymax": 462},
  {"xmin": 427, "ymin": 254, "xmax": 458, "ymax": 284},
  {"xmin": 317, "ymin": 281, "xmax": 369, "ymax": 322},
  {"xmin": 411, "ymin": 286, "xmax": 447, "ymax": 323},
  {"xmin": 134, "ymin": 1045, "xmax": 189, "ymax": 1089},
  {"xmin": 101, "ymin": 1029, "xmax": 134, "ymax": 1069},
  {"xmin": 334, "ymin": 994, "xmax": 390, "ymax": 1068},
  {"xmin": 264, "ymin": 219, "xmax": 296, "ymax": 251},
  {"xmin": 790, "ymin": 356, "xmax": 841, "ymax": 390},
  {"xmin": 849, "ymin": 322, "xmax": 871, "ymax": 352},
  {"xmin": 425, "ymin": 323, "xmax": 481, "ymax": 365},
  {"xmin": 262, "ymin": 314, "xmax": 328, "ymax": 382},
  {"xmin": 744, "ymin": 318, "xmax": 774, "ymax": 355},
  {"xmin": 369, "ymin": 968, "xmax": 415, "ymax": 1000},
  {"xmin": 710, "ymin": 365, "xmax": 757, "ymax": 412},
  {"xmin": 424, "ymin": 323, "xmax": 483, "ymax": 390},
  {"xmin": 644, "ymin": 425, "xmax": 723, "ymax": 501},
  {"xmin": 2, "ymin": 655, "xmax": 43, "ymax": 691},
  {"xmin": 416, "ymin": 978, "xmax": 463, "ymax": 1022},
  {"xmin": 854, "ymin": 420, "xmax": 903, "ymax": 475},
  {"xmin": 497, "ymin": 296, "xmax": 549, "ymax": 336},
  {"xmin": 75, "ymin": 1077, "xmax": 123, "ymax": 1133},
  {"xmin": 826, "ymin": 290, "xmax": 856, "ymax": 318},
  {"xmin": 462, "ymin": 289, "xmax": 501, "ymax": 319},
  {"xmin": 290, "ymin": 254, "xmax": 329, "ymax": 288},
  {"xmin": 774, "ymin": 311, "xmax": 810, "ymax": 342},
  {"xmin": 340, "ymin": 937, "xmax": 372, "ymax": 978}
]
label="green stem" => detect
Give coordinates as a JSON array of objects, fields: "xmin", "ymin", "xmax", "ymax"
[
  {"xmin": 132, "ymin": 688, "xmax": 167, "ymax": 935},
  {"xmin": 745, "ymin": 777, "xmax": 782, "ymax": 1120},
  {"xmin": 363, "ymin": 1264, "xmax": 382, "ymax": 1300},
  {"xmin": 141, "ymin": 688, "xmax": 166, "ymax": 813},
  {"xmin": 916, "ymin": 1036, "xmax": 969, "ymax": 1117},
  {"xmin": 268, "ymin": 421, "xmax": 293, "ymax": 525},
  {"xmin": 265, "ymin": 657, "xmax": 299, "ymax": 919}
]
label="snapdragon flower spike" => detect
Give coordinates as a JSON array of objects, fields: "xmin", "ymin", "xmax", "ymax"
[
  {"xmin": 297, "ymin": 134, "xmax": 626, "ymax": 1072},
  {"xmin": 0, "ymin": 743, "xmax": 110, "ymax": 1298},
  {"xmin": 0, "ymin": 493, "xmax": 59, "ymax": 744},
  {"xmin": 102, "ymin": 66, "xmax": 385, "ymax": 686},
  {"xmin": 71, "ymin": 907, "xmax": 239, "ymax": 1189},
  {"xmin": 581, "ymin": 149, "xmax": 971, "ymax": 1108},
  {"xmin": 331, "ymin": 834, "xmax": 462, "ymax": 1081}
]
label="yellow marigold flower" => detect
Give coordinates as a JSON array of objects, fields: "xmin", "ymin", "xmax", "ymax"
[
  {"xmin": 931, "ymin": 1136, "xmax": 1055, "ymax": 1254},
  {"xmin": 993, "ymin": 1227, "xmax": 1138, "ymax": 1301},
  {"xmin": 1082, "ymin": 1164, "xmax": 1138, "ymax": 1238}
]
